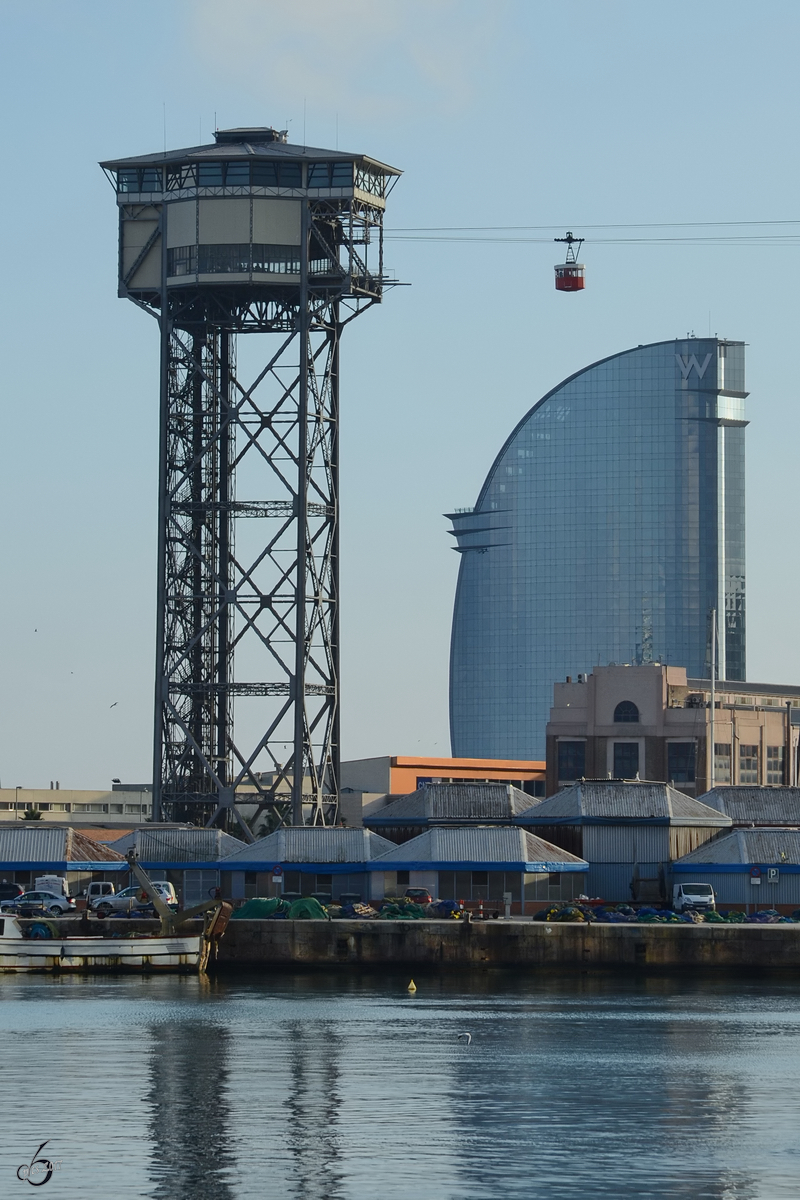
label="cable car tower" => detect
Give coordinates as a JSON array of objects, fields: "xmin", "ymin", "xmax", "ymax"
[
  {"xmin": 101, "ymin": 128, "xmax": 400, "ymax": 836},
  {"xmin": 554, "ymin": 231, "xmax": 585, "ymax": 291}
]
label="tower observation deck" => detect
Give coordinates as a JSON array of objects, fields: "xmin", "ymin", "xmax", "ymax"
[{"xmin": 101, "ymin": 127, "xmax": 401, "ymax": 836}]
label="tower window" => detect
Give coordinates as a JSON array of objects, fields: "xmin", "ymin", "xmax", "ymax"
[
  {"xmin": 250, "ymin": 161, "xmax": 301, "ymax": 187},
  {"xmin": 308, "ymin": 161, "xmax": 353, "ymax": 188},
  {"xmin": 197, "ymin": 162, "xmax": 224, "ymax": 186},
  {"xmin": 117, "ymin": 167, "xmax": 162, "ymax": 193},
  {"xmin": 614, "ymin": 701, "xmax": 639, "ymax": 723},
  {"xmin": 140, "ymin": 168, "xmax": 162, "ymax": 192},
  {"xmin": 224, "ymin": 162, "xmax": 250, "ymax": 186}
]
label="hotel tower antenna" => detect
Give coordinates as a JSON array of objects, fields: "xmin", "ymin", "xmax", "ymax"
[{"xmin": 101, "ymin": 127, "xmax": 400, "ymax": 836}]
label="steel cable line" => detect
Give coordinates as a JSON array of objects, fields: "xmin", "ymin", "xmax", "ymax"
[
  {"xmin": 388, "ymin": 218, "xmax": 800, "ymax": 231},
  {"xmin": 384, "ymin": 218, "xmax": 800, "ymax": 245}
]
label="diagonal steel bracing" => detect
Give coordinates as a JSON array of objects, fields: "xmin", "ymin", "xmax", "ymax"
[{"xmin": 154, "ymin": 296, "xmax": 343, "ymax": 833}]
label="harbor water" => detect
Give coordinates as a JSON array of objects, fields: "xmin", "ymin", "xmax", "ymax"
[{"xmin": 2, "ymin": 969, "xmax": 799, "ymax": 1199}]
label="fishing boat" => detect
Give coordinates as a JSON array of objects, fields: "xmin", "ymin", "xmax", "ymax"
[
  {"xmin": 0, "ymin": 913, "xmax": 211, "ymax": 972},
  {"xmin": 0, "ymin": 851, "xmax": 231, "ymax": 974}
]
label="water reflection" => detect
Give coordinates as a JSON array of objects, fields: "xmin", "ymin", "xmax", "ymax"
[
  {"xmin": 444, "ymin": 973, "xmax": 767, "ymax": 1200},
  {"xmin": 283, "ymin": 1022, "xmax": 344, "ymax": 1200},
  {"xmin": 147, "ymin": 1018, "xmax": 236, "ymax": 1200},
  {"xmin": 2, "ymin": 970, "xmax": 800, "ymax": 1199}
]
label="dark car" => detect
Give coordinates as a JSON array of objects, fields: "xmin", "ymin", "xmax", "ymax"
[
  {"xmin": 404, "ymin": 887, "xmax": 433, "ymax": 905},
  {"xmin": 0, "ymin": 882, "xmax": 24, "ymax": 903}
]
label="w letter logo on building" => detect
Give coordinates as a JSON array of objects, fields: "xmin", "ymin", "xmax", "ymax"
[{"xmin": 675, "ymin": 352, "xmax": 713, "ymax": 380}]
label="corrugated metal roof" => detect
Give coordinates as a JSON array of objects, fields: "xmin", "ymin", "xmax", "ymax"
[
  {"xmin": 517, "ymin": 781, "xmax": 730, "ymax": 826},
  {"xmin": 72, "ymin": 827, "xmax": 137, "ymax": 844},
  {"xmin": 369, "ymin": 826, "xmax": 587, "ymax": 869},
  {"xmin": 676, "ymin": 827, "xmax": 800, "ymax": 865},
  {"xmin": 366, "ymin": 783, "xmax": 534, "ymax": 824},
  {"xmin": 0, "ymin": 825, "xmax": 126, "ymax": 864},
  {"xmin": 695, "ymin": 787, "xmax": 800, "ymax": 824},
  {"xmin": 67, "ymin": 830, "xmax": 127, "ymax": 863},
  {"xmin": 108, "ymin": 826, "xmax": 244, "ymax": 863},
  {"xmin": 219, "ymin": 827, "xmax": 397, "ymax": 865}
]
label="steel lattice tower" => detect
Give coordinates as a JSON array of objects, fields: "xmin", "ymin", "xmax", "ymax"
[{"xmin": 102, "ymin": 128, "xmax": 399, "ymax": 836}]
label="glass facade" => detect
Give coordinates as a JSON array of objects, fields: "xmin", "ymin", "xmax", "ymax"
[{"xmin": 449, "ymin": 339, "xmax": 747, "ymax": 758}]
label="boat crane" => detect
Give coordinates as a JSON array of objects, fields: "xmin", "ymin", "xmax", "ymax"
[{"xmin": 554, "ymin": 231, "xmax": 585, "ymax": 292}]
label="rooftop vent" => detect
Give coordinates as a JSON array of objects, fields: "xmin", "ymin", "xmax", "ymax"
[{"xmin": 213, "ymin": 127, "xmax": 288, "ymax": 145}]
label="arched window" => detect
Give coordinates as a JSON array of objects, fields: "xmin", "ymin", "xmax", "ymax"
[{"xmin": 614, "ymin": 700, "xmax": 639, "ymax": 723}]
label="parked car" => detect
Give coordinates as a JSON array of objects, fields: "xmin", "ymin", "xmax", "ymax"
[
  {"xmin": 0, "ymin": 882, "xmax": 24, "ymax": 903},
  {"xmin": 404, "ymin": 887, "xmax": 434, "ymax": 905},
  {"xmin": 82, "ymin": 881, "xmax": 115, "ymax": 907},
  {"xmin": 2, "ymin": 890, "xmax": 77, "ymax": 916},
  {"xmin": 95, "ymin": 882, "xmax": 178, "ymax": 916}
]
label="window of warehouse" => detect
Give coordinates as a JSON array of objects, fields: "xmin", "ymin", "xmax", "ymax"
[{"xmin": 183, "ymin": 871, "xmax": 219, "ymax": 905}]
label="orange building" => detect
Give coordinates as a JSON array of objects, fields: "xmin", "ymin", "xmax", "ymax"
[{"xmin": 341, "ymin": 754, "xmax": 545, "ymax": 799}]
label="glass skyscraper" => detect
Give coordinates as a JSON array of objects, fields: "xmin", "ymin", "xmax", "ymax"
[{"xmin": 448, "ymin": 338, "xmax": 747, "ymax": 759}]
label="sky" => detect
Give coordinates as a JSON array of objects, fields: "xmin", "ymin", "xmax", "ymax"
[{"xmin": 1, "ymin": 0, "xmax": 799, "ymax": 788}]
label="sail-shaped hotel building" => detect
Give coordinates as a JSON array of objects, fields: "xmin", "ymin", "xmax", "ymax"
[{"xmin": 448, "ymin": 338, "xmax": 747, "ymax": 760}]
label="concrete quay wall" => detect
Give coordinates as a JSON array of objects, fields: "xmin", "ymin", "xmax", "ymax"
[{"xmin": 216, "ymin": 919, "xmax": 800, "ymax": 969}]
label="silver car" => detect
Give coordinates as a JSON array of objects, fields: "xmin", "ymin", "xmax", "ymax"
[
  {"xmin": 2, "ymin": 890, "xmax": 77, "ymax": 916},
  {"xmin": 95, "ymin": 882, "xmax": 177, "ymax": 916}
]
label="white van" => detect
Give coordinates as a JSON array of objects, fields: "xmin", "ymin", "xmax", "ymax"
[
  {"xmin": 35, "ymin": 875, "xmax": 68, "ymax": 897},
  {"xmin": 82, "ymin": 881, "xmax": 115, "ymax": 907},
  {"xmin": 673, "ymin": 883, "xmax": 716, "ymax": 913}
]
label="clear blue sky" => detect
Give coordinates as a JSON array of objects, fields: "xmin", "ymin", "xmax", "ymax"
[{"xmin": 1, "ymin": 0, "xmax": 798, "ymax": 787}]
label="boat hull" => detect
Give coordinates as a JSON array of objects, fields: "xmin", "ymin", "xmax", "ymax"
[{"xmin": 0, "ymin": 935, "xmax": 207, "ymax": 973}]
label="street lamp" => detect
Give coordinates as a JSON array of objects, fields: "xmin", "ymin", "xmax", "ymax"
[{"xmin": 14, "ymin": 786, "xmax": 22, "ymax": 820}]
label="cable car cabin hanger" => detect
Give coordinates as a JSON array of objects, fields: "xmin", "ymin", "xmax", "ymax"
[{"xmin": 554, "ymin": 231, "xmax": 585, "ymax": 292}]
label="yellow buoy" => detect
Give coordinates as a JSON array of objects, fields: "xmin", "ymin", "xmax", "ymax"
[{"xmin": 407, "ymin": 979, "xmax": 417, "ymax": 993}]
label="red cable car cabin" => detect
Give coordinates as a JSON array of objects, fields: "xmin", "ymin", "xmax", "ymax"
[
  {"xmin": 553, "ymin": 231, "xmax": 585, "ymax": 292},
  {"xmin": 554, "ymin": 262, "xmax": 585, "ymax": 292}
]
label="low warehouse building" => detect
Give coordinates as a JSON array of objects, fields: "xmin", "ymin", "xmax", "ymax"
[
  {"xmin": 108, "ymin": 826, "xmax": 244, "ymax": 904},
  {"xmin": 695, "ymin": 787, "xmax": 800, "ymax": 827},
  {"xmin": 516, "ymin": 780, "xmax": 731, "ymax": 902},
  {"xmin": 363, "ymin": 782, "xmax": 536, "ymax": 845},
  {"xmin": 218, "ymin": 827, "xmax": 396, "ymax": 902},
  {"xmin": 0, "ymin": 824, "xmax": 127, "ymax": 893},
  {"xmin": 674, "ymin": 828, "xmax": 800, "ymax": 911},
  {"xmin": 367, "ymin": 827, "xmax": 588, "ymax": 911}
]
